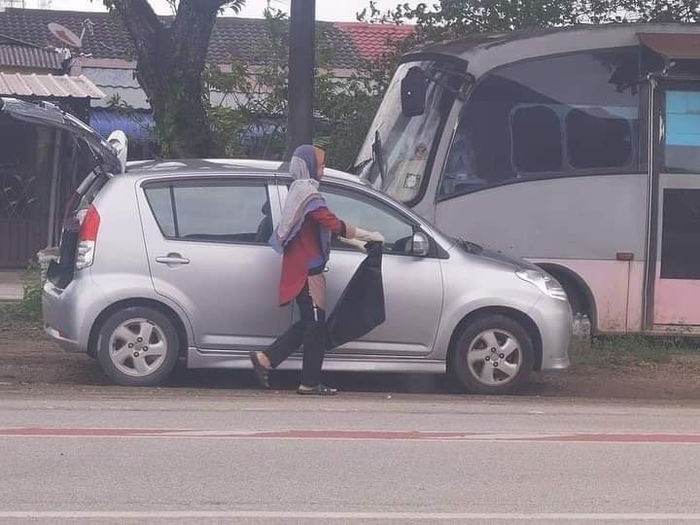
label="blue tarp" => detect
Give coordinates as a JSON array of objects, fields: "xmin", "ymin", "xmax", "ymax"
[{"xmin": 89, "ymin": 108, "xmax": 154, "ymax": 142}]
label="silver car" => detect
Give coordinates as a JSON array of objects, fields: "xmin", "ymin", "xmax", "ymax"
[{"xmin": 19, "ymin": 100, "xmax": 571, "ymax": 394}]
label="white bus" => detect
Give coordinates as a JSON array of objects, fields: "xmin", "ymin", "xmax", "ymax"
[{"xmin": 353, "ymin": 24, "xmax": 700, "ymax": 336}]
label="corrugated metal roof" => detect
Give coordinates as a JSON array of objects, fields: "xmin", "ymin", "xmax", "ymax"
[
  {"xmin": 0, "ymin": 42, "xmax": 62, "ymax": 69},
  {"xmin": 90, "ymin": 107, "xmax": 153, "ymax": 141},
  {"xmin": 83, "ymin": 67, "xmax": 140, "ymax": 88},
  {"xmin": 0, "ymin": 73, "xmax": 104, "ymax": 98},
  {"xmin": 91, "ymin": 85, "xmax": 149, "ymax": 109}
]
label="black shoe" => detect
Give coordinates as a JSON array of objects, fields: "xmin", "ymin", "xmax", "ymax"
[
  {"xmin": 249, "ymin": 351, "xmax": 270, "ymax": 389},
  {"xmin": 297, "ymin": 384, "xmax": 338, "ymax": 396}
]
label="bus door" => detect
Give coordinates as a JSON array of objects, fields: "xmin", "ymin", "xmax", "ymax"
[{"xmin": 649, "ymin": 80, "xmax": 700, "ymax": 327}]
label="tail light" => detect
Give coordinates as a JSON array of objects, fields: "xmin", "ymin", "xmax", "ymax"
[{"xmin": 75, "ymin": 204, "xmax": 100, "ymax": 270}]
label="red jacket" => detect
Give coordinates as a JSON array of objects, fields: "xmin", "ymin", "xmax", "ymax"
[{"xmin": 279, "ymin": 207, "xmax": 346, "ymax": 306}]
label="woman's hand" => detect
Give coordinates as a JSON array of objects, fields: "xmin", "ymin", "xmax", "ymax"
[
  {"xmin": 354, "ymin": 228, "xmax": 385, "ymax": 244},
  {"xmin": 338, "ymin": 237, "xmax": 367, "ymax": 253}
]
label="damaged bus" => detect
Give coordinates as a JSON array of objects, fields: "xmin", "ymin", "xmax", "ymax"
[{"xmin": 353, "ymin": 24, "xmax": 700, "ymax": 336}]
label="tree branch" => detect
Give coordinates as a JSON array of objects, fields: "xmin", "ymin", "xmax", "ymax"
[{"xmin": 107, "ymin": 0, "xmax": 164, "ymax": 59}]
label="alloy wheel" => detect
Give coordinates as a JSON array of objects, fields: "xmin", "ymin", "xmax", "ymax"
[
  {"xmin": 108, "ymin": 318, "xmax": 168, "ymax": 377},
  {"xmin": 466, "ymin": 329, "xmax": 522, "ymax": 387}
]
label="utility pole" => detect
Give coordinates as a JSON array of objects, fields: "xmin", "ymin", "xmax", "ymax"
[{"xmin": 286, "ymin": 0, "xmax": 315, "ymax": 157}]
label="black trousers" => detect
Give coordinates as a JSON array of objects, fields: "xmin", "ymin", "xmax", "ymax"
[{"xmin": 264, "ymin": 287, "xmax": 327, "ymax": 386}]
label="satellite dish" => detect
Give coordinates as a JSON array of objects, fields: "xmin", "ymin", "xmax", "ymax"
[{"xmin": 48, "ymin": 22, "xmax": 82, "ymax": 48}]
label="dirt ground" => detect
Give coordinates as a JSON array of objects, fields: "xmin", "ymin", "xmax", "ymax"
[{"xmin": 1, "ymin": 318, "xmax": 700, "ymax": 401}]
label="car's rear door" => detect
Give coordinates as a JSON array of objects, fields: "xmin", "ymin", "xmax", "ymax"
[{"xmin": 138, "ymin": 175, "xmax": 290, "ymax": 351}]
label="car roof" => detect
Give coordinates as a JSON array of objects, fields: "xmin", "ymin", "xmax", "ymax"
[{"xmin": 125, "ymin": 158, "xmax": 362, "ymax": 184}]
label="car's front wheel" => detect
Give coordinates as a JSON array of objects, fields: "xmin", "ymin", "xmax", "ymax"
[
  {"xmin": 96, "ymin": 306, "xmax": 180, "ymax": 386},
  {"xmin": 450, "ymin": 314, "xmax": 534, "ymax": 395}
]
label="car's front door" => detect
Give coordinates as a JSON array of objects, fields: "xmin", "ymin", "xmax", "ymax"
[
  {"xmin": 318, "ymin": 184, "xmax": 444, "ymax": 356},
  {"xmin": 140, "ymin": 177, "xmax": 290, "ymax": 351}
]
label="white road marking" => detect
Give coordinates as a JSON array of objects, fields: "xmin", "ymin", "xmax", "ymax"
[{"xmin": 1, "ymin": 512, "xmax": 700, "ymax": 521}]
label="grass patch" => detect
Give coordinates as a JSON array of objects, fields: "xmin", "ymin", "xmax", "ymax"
[
  {"xmin": 0, "ymin": 265, "xmax": 42, "ymax": 324},
  {"xmin": 570, "ymin": 334, "xmax": 699, "ymax": 367}
]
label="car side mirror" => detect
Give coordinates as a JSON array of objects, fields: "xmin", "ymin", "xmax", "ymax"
[
  {"xmin": 401, "ymin": 66, "xmax": 427, "ymax": 117},
  {"xmin": 410, "ymin": 231, "xmax": 430, "ymax": 257}
]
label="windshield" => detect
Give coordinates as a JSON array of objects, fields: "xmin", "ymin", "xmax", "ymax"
[{"xmin": 352, "ymin": 60, "xmax": 466, "ymax": 204}]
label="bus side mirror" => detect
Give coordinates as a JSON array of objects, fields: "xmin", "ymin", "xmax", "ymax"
[{"xmin": 401, "ymin": 66, "xmax": 427, "ymax": 117}]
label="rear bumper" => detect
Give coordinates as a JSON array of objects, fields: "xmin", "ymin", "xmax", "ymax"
[
  {"xmin": 42, "ymin": 275, "xmax": 102, "ymax": 354},
  {"xmin": 530, "ymin": 296, "xmax": 572, "ymax": 371},
  {"xmin": 43, "ymin": 324, "xmax": 81, "ymax": 352}
]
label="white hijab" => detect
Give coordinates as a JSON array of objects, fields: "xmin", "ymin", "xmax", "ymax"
[{"xmin": 270, "ymin": 145, "xmax": 328, "ymax": 253}]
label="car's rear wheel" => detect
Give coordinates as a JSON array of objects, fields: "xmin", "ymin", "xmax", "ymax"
[
  {"xmin": 96, "ymin": 306, "xmax": 179, "ymax": 386},
  {"xmin": 450, "ymin": 314, "xmax": 534, "ymax": 395}
]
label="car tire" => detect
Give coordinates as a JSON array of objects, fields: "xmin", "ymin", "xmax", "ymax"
[
  {"xmin": 450, "ymin": 314, "xmax": 534, "ymax": 395},
  {"xmin": 96, "ymin": 306, "xmax": 180, "ymax": 386}
]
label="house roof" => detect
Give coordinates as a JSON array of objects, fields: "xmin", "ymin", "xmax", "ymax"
[
  {"xmin": 0, "ymin": 34, "xmax": 63, "ymax": 70},
  {"xmin": 335, "ymin": 23, "xmax": 414, "ymax": 62},
  {"xmin": 0, "ymin": 8, "xmax": 413, "ymax": 69},
  {"xmin": 0, "ymin": 72, "xmax": 104, "ymax": 98}
]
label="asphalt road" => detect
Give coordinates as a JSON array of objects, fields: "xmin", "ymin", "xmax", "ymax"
[{"xmin": 1, "ymin": 390, "xmax": 700, "ymax": 524}]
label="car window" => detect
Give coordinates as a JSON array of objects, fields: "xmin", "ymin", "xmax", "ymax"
[
  {"xmin": 322, "ymin": 187, "xmax": 414, "ymax": 254},
  {"xmin": 145, "ymin": 182, "xmax": 272, "ymax": 244},
  {"xmin": 144, "ymin": 186, "xmax": 176, "ymax": 237}
]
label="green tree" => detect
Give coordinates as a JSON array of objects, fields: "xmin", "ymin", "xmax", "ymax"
[
  {"xmin": 205, "ymin": 7, "xmax": 387, "ymax": 169},
  {"xmin": 102, "ymin": 0, "xmax": 245, "ymax": 158},
  {"xmin": 361, "ymin": 0, "xmax": 700, "ymax": 42},
  {"xmin": 361, "ymin": 0, "xmax": 699, "ymax": 40}
]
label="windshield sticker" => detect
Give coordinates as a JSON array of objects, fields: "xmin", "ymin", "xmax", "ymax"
[{"xmin": 404, "ymin": 173, "xmax": 421, "ymax": 189}]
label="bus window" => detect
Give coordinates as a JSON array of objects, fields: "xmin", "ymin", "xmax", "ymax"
[
  {"xmin": 440, "ymin": 48, "xmax": 640, "ymax": 198},
  {"xmin": 353, "ymin": 60, "xmax": 464, "ymax": 204},
  {"xmin": 664, "ymin": 90, "xmax": 700, "ymax": 173},
  {"xmin": 567, "ymin": 107, "xmax": 633, "ymax": 169},
  {"xmin": 512, "ymin": 105, "xmax": 562, "ymax": 173}
]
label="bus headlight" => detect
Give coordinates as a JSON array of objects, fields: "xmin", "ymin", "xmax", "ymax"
[{"xmin": 516, "ymin": 269, "xmax": 568, "ymax": 301}]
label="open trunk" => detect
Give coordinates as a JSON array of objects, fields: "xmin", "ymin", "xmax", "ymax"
[{"xmin": 0, "ymin": 97, "xmax": 125, "ymax": 286}]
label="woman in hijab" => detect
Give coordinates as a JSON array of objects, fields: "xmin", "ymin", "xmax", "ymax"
[{"xmin": 249, "ymin": 145, "xmax": 384, "ymax": 396}]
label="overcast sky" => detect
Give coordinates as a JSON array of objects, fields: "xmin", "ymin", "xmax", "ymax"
[{"xmin": 31, "ymin": 0, "xmax": 413, "ymax": 22}]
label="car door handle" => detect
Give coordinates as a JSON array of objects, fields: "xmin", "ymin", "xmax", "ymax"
[{"xmin": 155, "ymin": 254, "xmax": 190, "ymax": 265}]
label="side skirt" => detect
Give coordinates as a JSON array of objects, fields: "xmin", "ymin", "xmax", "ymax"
[{"xmin": 187, "ymin": 348, "xmax": 446, "ymax": 374}]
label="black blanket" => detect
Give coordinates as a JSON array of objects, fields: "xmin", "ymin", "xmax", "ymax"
[{"xmin": 326, "ymin": 242, "xmax": 386, "ymax": 349}]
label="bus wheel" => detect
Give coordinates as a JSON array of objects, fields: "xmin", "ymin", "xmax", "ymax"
[{"xmin": 449, "ymin": 314, "xmax": 534, "ymax": 395}]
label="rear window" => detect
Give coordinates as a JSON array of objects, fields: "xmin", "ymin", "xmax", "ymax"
[
  {"xmin": 144, "ymin": 181, "xmax": 272, "ymax": 244},
  {"xmin": 69, "ymin": 171, "xmax": 109, "ymax": 218}
]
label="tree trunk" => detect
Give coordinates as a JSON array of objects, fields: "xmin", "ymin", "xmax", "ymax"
[
  {"xmin": 135, "ymin": 36, "xmax": 217, "ymax": 158},
  {"xmin": 107, "ymin": 0, "xmax": 231, "ymax": 158}
]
